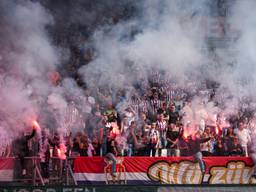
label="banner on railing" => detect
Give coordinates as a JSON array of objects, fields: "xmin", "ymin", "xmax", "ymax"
[
  {"xmin": 74, "ymin": 156, "xmax": 256, "ymax": 185},
  {"xmin": 2, "ymin": 186, "xmax": 256, "ymax": 192},
  {"xmin": 1, "ymin": 156, "xmax": 256, "ymax": 185},
  {"xmin": 0, "ymin": 158, "xmax": 13, "ymax": 183}
]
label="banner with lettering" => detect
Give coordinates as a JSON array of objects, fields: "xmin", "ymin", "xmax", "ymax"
[{"xmin": 74, "ymin": 157, "xmax": 255, "ymax": 185}]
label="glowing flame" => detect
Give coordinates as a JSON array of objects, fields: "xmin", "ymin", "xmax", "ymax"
[
  {"xmin": 183, "ymin": 131, "xmax": 188, "ymax": 139},
  {"xmin": 57, "ymin": 148, "xmax": 61, "ymax": 157},
  {"xmin": 57, "ymin": 143, "xmax": 67, "ymax": 160},
  {"xmin": 112, "ymin": 127, "xmax": 117, "ymax": 134},
  {"xmin": 33, "ymin": 120, "xmax": 41, "ymax": 130},
  {"xmin": 215, "ymin": 126, "xmax": 219, "ymax": 135},
  {"xmin": 110, "ymin": 122, "xmax": 119, "ymax": 137}
]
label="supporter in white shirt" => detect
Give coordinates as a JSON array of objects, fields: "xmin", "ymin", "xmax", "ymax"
[
  {"xmin": 124, "ymin": 107, "xmax": 136, "ymax": 125},
  {"xmin": 87, "ymin": 141, "xmax": 95, "ymax": 157},
  {"xmin": 234, "ymin": 122, "xmax": 251, "ymax": 156}
]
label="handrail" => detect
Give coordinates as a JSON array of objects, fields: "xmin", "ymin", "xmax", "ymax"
[{"xmin": 0, "ymin": 156, "xmax": 77, "ymax": 186}]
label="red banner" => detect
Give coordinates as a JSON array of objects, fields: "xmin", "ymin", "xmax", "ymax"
[
  {"xmin": 74, "ymin": 156, "xmax": 255, "ymax": 185},
  {"xmin": 0, "ymin": 158, "xmax": 14, "ymax": 182}
]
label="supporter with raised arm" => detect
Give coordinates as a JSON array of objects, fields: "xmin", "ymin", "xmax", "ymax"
[
  {"xmin": 12, "ymin": 125, "xmax": 36, "ymax": 176},
  {"xmin": 200, "ymin": 127, "xmax": 214, "ymax": 156},
  {"xmin": 188, "ymin": 131, "xmax": 212, "ymax": 173}
]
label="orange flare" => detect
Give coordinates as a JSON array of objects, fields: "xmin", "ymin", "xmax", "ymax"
[{"xmin": 33, "ymin": 120, "xmax": 40, "ymax": 130}]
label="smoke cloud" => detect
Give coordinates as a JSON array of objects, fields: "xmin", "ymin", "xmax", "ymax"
[{"xmin": 0, "ymin": 0, "xmax": 256, "ymax": 152}]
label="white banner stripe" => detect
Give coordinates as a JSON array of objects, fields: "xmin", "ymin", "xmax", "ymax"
[
  {"xmin": 0, "ymin": 170, "xmax": 13, "ymax": 181},
  {"xmin": 74, "ymin": 173, "xmax": 211, "ymax": 183},
  {"xmin": 74, "ymin": 172, "xmax": 149, "ymax": 181}
]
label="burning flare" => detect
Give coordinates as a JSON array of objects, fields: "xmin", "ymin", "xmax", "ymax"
[
  {"xmin": 58, "ymin": 143, "xmax": 67, "ymax": 160},
  {"xmin": 33, "ymin": 120, "xmax": 41, "ymax": 130}
]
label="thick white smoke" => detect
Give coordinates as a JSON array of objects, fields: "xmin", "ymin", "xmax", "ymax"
[
  {"xmin": 0, "ymin": 1, "xmax": 57, "ymax": 137},
  {"xmin": 1, "ymin": 0, "xmax": 256, "ymax": 153},
  {"xmin": 79, "ymin": 0, "xmax": 256, "ymax": 133},
  {"xmin": 0, "ymin": 0, "xmax": 85, "ymax": 147},
  {"xmin": 79, "ymin": 0, "xmax": 209, "ymax": 89}
]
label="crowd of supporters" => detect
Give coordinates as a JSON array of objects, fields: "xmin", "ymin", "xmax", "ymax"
[
  {"xmin": 63, "ymin": 72, "xmax": 251, "ymax": 159},
  {"xmin": 0, "ymin": 71, "xmax": 252, "ymax": 160},
  {"xmin": 68, "ymin": 98, "xmax": 249, "ymax": 158}
]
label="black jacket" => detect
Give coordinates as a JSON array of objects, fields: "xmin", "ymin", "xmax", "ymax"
[
  {"xmin": 13, "ymin": 129, "xmax": 36, "ymax": 157},
  {"xmin": 188, "ymin": 137, "xmax": 211, "ymax": 155}
]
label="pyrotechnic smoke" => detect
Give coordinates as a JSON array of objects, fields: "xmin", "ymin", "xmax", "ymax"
[
  {"xmin": 0, "ymin": 0, "xmax": 84, "ymax": 149},
  {"xmin": 0, "ymin": 0, "xmax": 56, "ymax": 136},
  {"xmin": 78, "ymin": 0, "xmax": 212, "ymax": 134},
  {"xmin": 1, "ymin": 0, "xmax": 256, "ymax": 153},
  {"xmin": 78, "ymin": 0, "xmax": 256, "ymax": 134}
]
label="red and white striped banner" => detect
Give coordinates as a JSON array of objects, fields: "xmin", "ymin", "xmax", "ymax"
[
  {"xmin": 74, "ymin": 156, "xmax": 255, "ymax": 185},
  {"xmin": 0, "ymin": 158, "xmax": 14, "ymax": 182}
]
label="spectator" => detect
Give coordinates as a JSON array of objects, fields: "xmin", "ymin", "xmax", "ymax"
[
  {"xmin": 166, "ymin": 123, "xmax": 181, "ymax": 157},
  {"xmin": 120, "ymin": 116, "xmax": 129, "ymax": 136},
  {"xmin": 234, "ymin": 122, "xmax": 251, "ymax": 156},
  {"xmin": 12, "ymin": 126, "xmax": 36, "ymax": 176},
  {"xmin": 72, "ymin": 132, "xmax": 82, "ymax": 155},
  {"xmin": 124, "ymin": 107, "xmax": 136, "ymax": 125},
  {"xmin": 49, "ymin": 132, "xmax": 62, "ymax": 178},
  {"xmin": 230, "ymin": 136, "xmax": 244, "ymax": 156},
  {"xmin": 188, "ymin": 131, "xmax": 212, "ymax": 173},
  {"xmin": 148, "ymin": 123, "xmax": 160, "ymax": 157},
  {"xmin": 79, "ymin": 135, "xmax": 89, "ymax": 156},
  {"xmin": 222, "ymin": 127, "xmax": 235, "ymax": 155},
  {"xmin": 105, "ymin": 138, "xmax": 118, "ymax": 177},
  {"xmin": 92, "ymin": 136, "xmax": 100, "ymax": 156},
  {"xmin": 156, "ymin": 114, "xmax": 167, "ymax": 156},
  {"xmin": 126, "ymin": 121, "xmax": 136, "ymax": 156},
  {"xmin": 179, "ymin": 137, "xmax": 189, "ymax": 156},
  {"xmin": 168, "ymin": 104, "xmax": 180, "ymax": 125},
  {"xmin": 200, "ymin": 127, "xmax": 214, "ymax": 156},
  {"xmin": 132, "ymin": 130, "xmax": 147, "ymax": 156},
  {"xmin": 137, "ymin": 112, "xmax": 150, "ymax": 135},
  {"xmin": 150, "ymin": 91, "xmax": 162, "ymax": 115},
  {"xmin": 39, "ymin": 129, "xmax": 51, "ymax": 182},
  {"xmin": 87, "ymin": 139, "xmax": 95, "ymax": 157},
  {"xmin": 214, "ymin": 137, "xmax": 225, "ymax": 156}
]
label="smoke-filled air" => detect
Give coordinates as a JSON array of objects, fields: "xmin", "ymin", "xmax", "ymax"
[{"xmin": 0, "ymin": 0, "xmax": 256, "ymax": 162}]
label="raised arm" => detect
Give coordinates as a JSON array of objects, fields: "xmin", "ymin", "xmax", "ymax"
[{"xmin": 199, "ymin": 137, "xmax": 211, "ymax": 144}]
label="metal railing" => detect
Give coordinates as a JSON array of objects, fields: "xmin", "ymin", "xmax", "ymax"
[{"xmin": 7, "ymin": 156, "xmax": 77, "ymax": 186}]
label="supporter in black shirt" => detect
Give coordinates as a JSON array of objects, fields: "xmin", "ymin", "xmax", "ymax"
[
  {"xmin": 166, "ymin": 123, "xmax": 182, "ymax": 156},
  {"xmin": 222, "ymin": 127, "xmax": 236, "ymax": 155},
  {"xmin": 168, "ymin": 104, "xmax": 180, "ymax": 124},
  {"xmin": 214, "ymin": 137, "xmax": 225, "ymax": 156},
  {"xmin": 188, "ymin": 132, "xmax": 211, "ymax": 173},
  {"xmin": 92, "ymin": 136, "xmax": 100, "ymax": 156},
  {"xmin": 179, "ymin": 137, "xmax": 189, "ymax": 156},
  {"xmin": 230, "ymin": 137, "xmax": 244, "ymax": 156},
  {"xmin": 105, "ymin": 138, "xmax": 118, "ymax": 177},
  {"xmin": 13, "ymin": 126, "xmax": 36, "ymax": 176}
]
